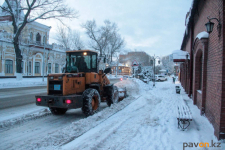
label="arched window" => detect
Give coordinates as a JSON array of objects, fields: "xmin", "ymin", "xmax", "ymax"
[
  {"xmin": 30, "ymin": 32, "xmax": 33, "ymax": 42},
  {"xmin": 48, "ymin": 63, "xmax": 51, "ymax": 73},
  {"xmin": 36, "ymin": 33, "xmax": 41, "ymax": 44}
]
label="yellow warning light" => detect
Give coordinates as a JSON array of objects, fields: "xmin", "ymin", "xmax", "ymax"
[{"xmin": 83, "ymin": 52, "xmax": 87, "ymax": 56}]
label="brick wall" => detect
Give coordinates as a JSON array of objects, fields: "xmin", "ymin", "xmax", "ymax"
[
  {"xmin": 220, "ymin": 0, "xmax": 225, "ymax": 139},
  {"xmin": 180, "ymin": 0, "xmax": 224, "ymax": 139}
]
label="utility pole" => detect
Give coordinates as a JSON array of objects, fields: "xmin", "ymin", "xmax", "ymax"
[
  {"xmin": 42, "ymin": 43, "xmax": 46, "ymax": 82},
  {"xmin": 152, "ymin": 55, "xmax": 160, "ymax": 87}
]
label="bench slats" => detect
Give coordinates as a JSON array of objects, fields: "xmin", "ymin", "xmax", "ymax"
[{"xmin": 177, "ymin": 96, "xmax": 192, "ymax": 121}]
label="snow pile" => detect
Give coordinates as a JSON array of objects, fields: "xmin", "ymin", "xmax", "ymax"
[
  {"xmin": 0, "ymin": 78, "xmax": 47, "ymax": 89},
  {"xmin": 0, "ymin": 108, "xmax": 51, "ymax": 128}
]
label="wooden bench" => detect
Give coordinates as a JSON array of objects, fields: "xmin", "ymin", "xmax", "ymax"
[{"xmin": 177, "ymin": 98, "xmax": 192, "ymax": 130}]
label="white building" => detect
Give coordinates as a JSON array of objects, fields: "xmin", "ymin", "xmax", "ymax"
[{"xmin": 0, "ymin": 1, "xmax": 66, "ymax": 76}]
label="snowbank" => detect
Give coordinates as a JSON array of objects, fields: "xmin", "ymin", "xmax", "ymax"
[{"xmin": 0, "ymin": 78, "xmax": 47, "ymax": 89}]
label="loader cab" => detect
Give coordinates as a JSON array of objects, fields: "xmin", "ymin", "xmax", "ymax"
[{"xmin": 66, "ymin": 50, "xmax": 98, "ymax": 73}]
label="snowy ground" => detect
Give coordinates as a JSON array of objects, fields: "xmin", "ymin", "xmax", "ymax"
[
  {"xmin": 0, "ymin": 77, "xmax": 47, "ymax": 89},
  {"xmin": 0, "ymin": 75, "xmax": 119, "ymax": 89},
  {"xmin": 0, "ymin": 78, "xmax": 224, "ymax": 150}
]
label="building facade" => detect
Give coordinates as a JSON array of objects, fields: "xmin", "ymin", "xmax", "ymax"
[
  {"xmin": 0, "ymin": 1, "xmax": 66, "ymax": 76},
  {"xmin": 110, "ymin": 63, "xmax": 131, "ymax": 76},
  {"xmin": 180, "ymin": 0, "xmax": 225, "ymax": 139}
]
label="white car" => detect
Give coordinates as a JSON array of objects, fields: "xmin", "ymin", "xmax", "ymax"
[{"xmin": 155, "ymin": 75, "xmax": 167, "ymax": 81}]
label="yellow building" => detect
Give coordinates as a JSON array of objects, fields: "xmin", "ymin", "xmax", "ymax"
[{"xmin": 0, "ymin": 1, "xmax": 66, "ymax": 76}]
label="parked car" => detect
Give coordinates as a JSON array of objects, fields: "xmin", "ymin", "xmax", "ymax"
[
  {"xmin": 154, "ymin": 75, "xmax": 167, "ymax": 81},
  {"xmin": 120, "ymin": 75, "xmax": 129, "ymax": 81}
]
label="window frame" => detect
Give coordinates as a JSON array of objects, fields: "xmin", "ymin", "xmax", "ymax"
[
  {"xmin": 35, "ymin": 62, "xmax": 40, "ymax": 74},
  {"xmin": 48, "ymin": 63, "xmax": 51, "ymax": 74},
  {"xmin": 55, "ymin": 63, "xmax": 59, "ymax": 73},
  {"xmin": 5, "ymin": 59, "xmax": 13, "ymax": 74}
]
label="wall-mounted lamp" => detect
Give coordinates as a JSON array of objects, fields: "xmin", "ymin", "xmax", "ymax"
[
  {"xmin": 205, "ymin": 16, "xmax": 221, "ymax": 37},
  {"xmin": 186, "ymin": 53, "xmax": 189, "ymax": 60}
]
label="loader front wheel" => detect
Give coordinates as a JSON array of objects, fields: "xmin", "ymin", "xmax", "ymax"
[
  {"xmin": 49, "ymin": 107, "xmax": 67, "ymax": 115},
  {"xmin": 107, "ymin": 86, "xmax": 119, "ymax": 107},
  {"xmin": 82, "ymin": 88, "xmax": 101, "ymax": 116}
]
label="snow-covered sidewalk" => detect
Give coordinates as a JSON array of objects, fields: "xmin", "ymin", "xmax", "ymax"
[
  {"xmin": 0, "ymin": 77, "xmax": 47, "ymax": 89},
  {"xmin": 62, "ymin": 79, "xmax": 224, "ymax": 150}
]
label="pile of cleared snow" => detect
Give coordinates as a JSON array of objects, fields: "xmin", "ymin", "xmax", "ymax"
[
  {"xmin": 0, "ymin": 108, "xmax": 51, "ymax": 128},
  {"xmin": 115, "ymin": 78, "xmax": 151, "ymax": 95},
  {"xmin": 0, "ymin": 78, "xmax": 47, "ymax": 89}
]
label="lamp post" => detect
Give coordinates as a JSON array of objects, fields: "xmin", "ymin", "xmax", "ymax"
[
  {"xmin": 42, "ymin": 41, "xmax": 46, "ymax": 82},
  {"xmin": 152, "ymin": 55, "xmax": 160, "ymax": 87},
  {"xmin": 205, "ymin": 16, "xmax": 221, "ymax": 37}
]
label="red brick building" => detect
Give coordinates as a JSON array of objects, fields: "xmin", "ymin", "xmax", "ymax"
[{"xmin": 180, "ymin": 0, "xmax": 225, "ymax": 139}]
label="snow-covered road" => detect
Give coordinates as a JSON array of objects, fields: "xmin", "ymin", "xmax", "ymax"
[{"xmin": 0, "ymin": 78, "xmax": 224, "ymax": 150}]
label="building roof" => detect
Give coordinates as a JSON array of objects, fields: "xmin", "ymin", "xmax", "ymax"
[
  {"xmin": 0, "ymin": 0, "xmax": 24, "ymax": 19},
  {"xmin": 66, "ymin": 50, "xmax": 97, "ymax": 53},
  {"xmin": 181, "ymin": 0, "xmax": 200, "ymax": 50}
]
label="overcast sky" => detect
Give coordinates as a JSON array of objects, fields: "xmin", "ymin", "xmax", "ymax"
[{"xmin": 0, "ymin": 0, "xmax": 193, "ymax": 57}]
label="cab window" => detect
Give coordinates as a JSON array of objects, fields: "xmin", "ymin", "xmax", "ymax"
[{"xmin": 92, "ymin": 55, "xmax": 97, "ymax": 68}]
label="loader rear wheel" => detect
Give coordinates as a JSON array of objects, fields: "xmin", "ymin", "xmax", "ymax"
[
  {"xmin": 82, "ymin": 88, "xmax": 101, "ymax": 116},
  {"xmin": 49, "ymin": 107, "xmax": 67, "ymax": 115},
  {"xmin": 107, "ymin": 86, "xmax": 119, "ymax": 107}
]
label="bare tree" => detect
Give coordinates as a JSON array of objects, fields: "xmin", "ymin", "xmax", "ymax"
[
  {"xmin": 55, "ymin": 25, "xmax": 84, "ymax": 50},
  {"xmin": 71, "ymin": 30, "xmax": 84, "ymax": 50},
  {"xmin": 161, "ymin": 57, "xmax": 174, "ymax": 74},
  {"xmin": 107, "ymin": 32, "xmax": 125, "ymax": 62},
  {"xmin": 82, "ymin": 19, "xmax": 118, "ymax": 56},
  {"xmin": 55, "ymin": 25, "xmax": 72, "ymax": 50},
  {"xmin": 0, "ymin": 0, "xmax": 78, "ymax": 73}
]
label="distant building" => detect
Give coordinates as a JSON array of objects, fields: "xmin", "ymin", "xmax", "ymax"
[
  {"xmin": 110, "ymin": 63, "xmax": 131, "ymax": 76},
  {"xmin": 0, "ymin": 1, "xmax": 66, "ymax": 76}
]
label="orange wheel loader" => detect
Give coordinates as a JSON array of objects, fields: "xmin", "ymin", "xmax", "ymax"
[{"xmin": 35, "ymin": 50, "xmax": 126, "ymax": 116}]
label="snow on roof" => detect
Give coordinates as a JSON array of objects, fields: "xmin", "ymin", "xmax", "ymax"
[
  {"xmin": 118, "ymin": 63, "xmax": 125, "ymax": 67},
  {"xmin": 195, "ymin": 31, "xmax": 209, "ymax": 40},
  {"xmin": 159, "ymin": 69, "xmax": 166, "ymax": 72},
  {"xmin": 1, "ymin": 1, "xmax": 24, "ymax": 19},
  {"xmin": 172, "ymin": 50, "xmax": 189, "ymax": 60}
]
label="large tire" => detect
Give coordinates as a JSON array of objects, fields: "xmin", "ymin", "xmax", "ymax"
[
  {"xmin": 49, "ymin": 107, "xmax": 67, "ymax": 115},
  {"xmin": 107, "ymin": 86, "xmax": 119, "ymax": 107},
  {"xmin": 82, "ymin": 88, "xmax": 101, "ymax": 116}
]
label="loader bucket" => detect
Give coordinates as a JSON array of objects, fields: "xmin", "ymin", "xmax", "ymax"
[{"xmin": 118, "ymin": 87, "xmax": 127, "ymax": 101}]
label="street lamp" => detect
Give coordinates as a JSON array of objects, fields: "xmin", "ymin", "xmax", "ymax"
[
  {"xmin": 205, "ymin": 16, "xmax": 221, "ymax": 37},
  {"xmin": 152, "ymin": 55, "xmax": 160, "ymax": 87}
]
